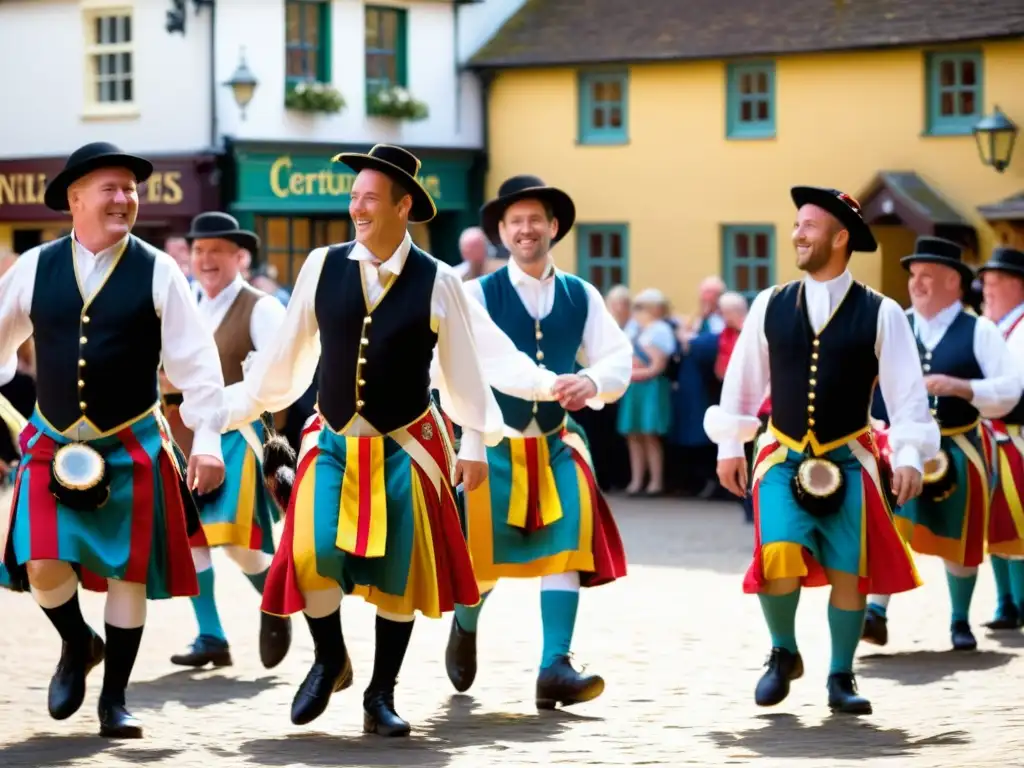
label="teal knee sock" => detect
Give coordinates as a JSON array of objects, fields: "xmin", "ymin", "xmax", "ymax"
[
  {"xmin": 191, "ymin": 567, "xmax": 226, "ymax": 641},
  {"xmin": 454, "ymin": 590, "xmax": 491, "ymax": 633},
  {"xmin": 757, "ymin": 590, "xmax": 800, "ymax": 653},
  {"xmin": 245, "ymin": 568, "xmax": 269, "ymax": 595},
  {"xmin": 991, "ymin": 555, "xmax": 1012, "ymax": 603},
  {"xmin": 540, "ymin": 590, "xmax": 579, "ymax": 669},
  {"xmin": 946, "ymin": 571, "xmax": 978, "ymax": 623},
  {"xmin": 828, "ymin": 604, "xmax": 866, "ymax": 674},
  {"xmin": 1007, "ymin": 560, "xmax": 1024, "ymax": 613}
]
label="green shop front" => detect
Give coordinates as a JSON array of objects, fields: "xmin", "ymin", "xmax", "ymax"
[{"xmin": 227, "ymin": 141, "xmax": 486, "ymax": 286}]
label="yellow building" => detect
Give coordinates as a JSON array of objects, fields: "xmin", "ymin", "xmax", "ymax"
[{"xmin": 469, "ymin": 0, "xmax": 1024, "ymax": 311}]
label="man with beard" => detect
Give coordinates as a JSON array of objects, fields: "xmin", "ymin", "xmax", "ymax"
[
  {"xmin": 0, "ymin": 142, "xmax": 226, "ymax": 738},
  {"xmin": 444, "ymin": 175, "xmax": 631, "ymax": 709},
  {"xmin": 705, "ymin": 186, "xmax": 938, "ymax": 715},
  {"xmin": 165, "ymin": 211, "xmax": 292, "ymax": 672},
  {"xmin": 223, "ymin": 146, "xmax": 560, "ymax": 736},
  {"xmin": 862, "ymin": 241, "xmax": 1021, "ymax": 650},
  {"xmin": 976, "ymin": 247, "xmax": 1024, "ymax": 631}
]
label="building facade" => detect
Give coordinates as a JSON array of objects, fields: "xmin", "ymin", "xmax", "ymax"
[
  {"xmin": 0, "ymin": 0, "xmax": 519, "ymax": 275},
  {"xmin": 470, "ymin": 0, "xmax": 1024, "ymax": 311}
]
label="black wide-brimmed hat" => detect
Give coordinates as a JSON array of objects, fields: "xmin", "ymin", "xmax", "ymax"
[
  {"xmin": 791, "ymin": 186, "xmax": 877, "ymax": 253},
  {"xmin": 480, "ymin": 175, "xmax": 576, "ymax": 247},
  {"xmin": 44, "ymin": 141, "xmax": 153, "ymax": 213},
  {"xmin": 185, "ymin": 212, "xmax": 259, "ymax": 254},
  {"xmin": 332, "ymin": 144, "xmax": 436, "ymax": 223},
  {"xmin": 978, "ymin": 246, "xmax": 1024, "ymax": 280},
  {"xmin": 900, "ymin": 236, "xmax": 974, "ymax": 285}
]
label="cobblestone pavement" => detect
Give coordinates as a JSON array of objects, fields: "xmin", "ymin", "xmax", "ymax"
[{"xmin": 2, "ymin": 489, "xmax": 1023, "ymax": 768}]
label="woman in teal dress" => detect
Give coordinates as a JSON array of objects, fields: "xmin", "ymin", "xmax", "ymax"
[{"xmin": 617, "ymin": 289, "xmax": 676, "ymax": 495}]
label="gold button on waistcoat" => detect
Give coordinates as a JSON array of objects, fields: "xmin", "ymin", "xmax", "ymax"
[
  {"xmin": 358, "ymin": 357, "xmax": 367, "ymax": 366},
  {"xmin": 82, "ymin": 315, "xmax": 90, "ymax": 324},
  {"xmin": 80, "ymin": 336, "xmax": 88, "ymax": 344},
  {"xmin": 359, "ymin": 378, "xmax": 366, "ymax": 387},
  {"xmin": 78, "ymin": 359, "xmax": 86, "ymax": 367},
  {"xmin": 363, "ymin": 316, "xmax": 372, "ymax": 325},
  {"xmin": 356, "ymin": 400, "xmax": 365, "ymax": 409},
  {"xmin": 810, "ymin": 365, "xmax": 818, "ymax": 373},
  {"xmin": 536, "ymin": 350, "xmax": 545, "ymax": 361},
  {"xmin": 360, "ymin": 337, "xmax": 369, "ymax": 346},
  {"xmin": 808, "ymin": 392, "xmax": 816, "ymax": 400},
  {"xmin": 807, "ymin": 404, "xmax": 815, "ymax": 413},
  {"xmin": 809, "ymin": 378, "xmax": 817, "ymax": 387},
  {"xmin": 79, "ymin": 401, "xmax": 87, "ymax": 410},
  {"xmin": 536, "ymin": 330, "xmax": 543, "ymax": 341},
  {"xmin": 808, "ymin": 417, "xmax": 816, "ymax": 427},
  {"xmin": 924, "ymin": 351, "xmax": 932, "ymax": 360},
  {"xmin": 78, "ymin": 380, "xmax": 85, "ymax": 388}
]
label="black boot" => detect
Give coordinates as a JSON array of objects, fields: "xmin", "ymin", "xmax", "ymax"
[
  {"xmin": 754, "ymin": 648, "xmax": 803, "ymax": 707},
  {"xmin": 259, "ymin": 613, "xmax": 292, "ymax": 670},
  {"xmin": 827, "ymin": 672, "xmax": 872, "ymax": 714},
  {"xmin": 444, "ymin": 617, "xmax": 477, "ymax": 693},
  {"xmin": 535, "ymin": 655, "xmax": 605, "ymax": 710},
  {"xmin": 98, "ymin": 625, "xmax": 144, "ymax": 738},
  {"xmin": 983, "ymin": 597, "xmax": 1020, "ymax": 630},
  {"xmin": 860, "ymin": 606, "xmax": 888, "ymax": 646},
  {"xmin": 362, "ymin": 615, "xmax": 413, "ymax": 737},
  {"xmin": 290, "ymin": 609, "xmax": 352, "ymax": 726},
  {"xmin": 951, "ymin": 619, "xmax": 977, "ymax": 650},
  {"xmin": 41, "ymin": 592, "xmax": 105, "ymax": 721},
  {"xmin": 169, "ymin": 635, "xmax": 232, "ymax": 668}
]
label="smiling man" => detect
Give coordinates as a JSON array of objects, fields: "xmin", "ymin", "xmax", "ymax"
[
  {"xmin": 163, "ymin": 211, "xmax": 293, "ymax": 674},
  {"xmin": 0, "ymin": 141, "xmax": 227, "ymax": 739}
]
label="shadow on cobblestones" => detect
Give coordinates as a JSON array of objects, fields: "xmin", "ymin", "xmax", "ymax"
[
  {"xmin": 418, "ymin": 694, "xmax": 587, "ymax": 748},
  {"xmin": 126, "ymin": 669, "xmax": 286, "ymax": 710},
  {"xmin": 0, "ymin": 734, "xmax": 109, "ymax": 767},
  {"xmin": 706, "ymin": 712, "xmax": 970, "ymax": 759},
  {"xmin": 237, "ymin": 733, "xmax": 450, "ymax": 767},
  {"xmin": 856, "ymin": 649, "xmax": 1014, "ymax": 685}
]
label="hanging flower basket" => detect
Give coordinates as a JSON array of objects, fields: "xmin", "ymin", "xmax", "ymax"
[
  {"xmin": 367, "ymin": 85, "xmax": 429, "ymax": 121},
  {"xmin": 285, "ymin": 81, "xmax": 345, "ymax": 114}
]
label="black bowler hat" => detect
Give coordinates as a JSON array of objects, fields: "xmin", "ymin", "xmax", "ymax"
[
  {"xmin": 480, "ymin": 175, "xmax": 576, "ymax": 248},
  {"xmin": 900, "ymin": 236, "xmax": 975, "ymax": 285},
  {"xmin": 185, "ymin": 212, "xmax": 259, "ymax": 255},
  {"xmin": 791, "ymin": 186, "xmax": 877, "ymax": 253},
  {"xmin": 332, "ymin": 144, "xmax": 436, "ymax": 223},
  {"xmin": 977, "ymin": 246, "xmax": 1024, "ymax": 280},
  {"xmin": 44, "ymin": 141, "xmax": 153, "ymax": 213}
]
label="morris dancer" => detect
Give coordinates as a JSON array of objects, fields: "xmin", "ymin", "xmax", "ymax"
[
  {"xmin": 862, "ymin": 238, "xmax": 1020, "ymax": 650},
  {"xmin": 975, "ymin": 247, "xmax": 1024, "ymax": 630},
  {"xmin": 443, "ymin": 175, "xmax": 631, "ymax": 709},
  {"xmin": 705, "ymin": 186, "xmax": 938, "ymax": 715},
  {"xmin": 223, "ymin": 145, "xmax": 558, "ymax": 736},
  {"xmin": 0, "ymin": 142, "xmax": 226, "ymax": 737},
  {"xmin": 165, "ymin": 212, "xmax": 292, "ymax": 670}
]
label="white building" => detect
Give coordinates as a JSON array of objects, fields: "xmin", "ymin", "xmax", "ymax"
[{"xmin": 0, "ymin": 0, "xmax": 526, "ymax": 275}]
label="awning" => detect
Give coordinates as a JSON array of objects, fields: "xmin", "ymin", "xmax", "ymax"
[
  {"xmin": 858, "ymin": 171, "xmax": 977, "ymax": 252},
  {"xmin": 978, "ymin": 191, "xmax": 1024, "ymax": 222}
]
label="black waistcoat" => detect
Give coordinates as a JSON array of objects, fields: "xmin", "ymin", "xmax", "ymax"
[
  {"xmin": 765, "ymin": 280, "xmax": 882, "ymax": 449},
  {"xmin": 909, "ymin": 309, "xmax": 982, "ymax": 430},
  {"xmin": 30, "ymin": 235, "xmax": 162, "ymax": 433},
  {"xmin": 314, "ymin": 242, "xmax": 438, "ymax": 433}
]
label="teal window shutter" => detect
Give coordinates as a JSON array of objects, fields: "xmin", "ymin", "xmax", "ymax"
[
  {"xmin": 925, "ymin": 51, "xmax": 983, "ymax": 136},
  {"xmin": 721, "ymin": 225, "xmax": 775, "ymax": 301},
  {"xmin": 576, "ymin": 224, "xmax": 629, "ymax": 294},
  {"xmin": 578, "ymin": 71, "xmax": 629, "ymax": 145},
  {"xmin": 726, "ymin": 61, "xmax": 776, "ymax": 139}
]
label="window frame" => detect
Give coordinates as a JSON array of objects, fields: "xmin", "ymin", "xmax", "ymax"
[
  {"xmin": 364, "ymin": 4, "xmax": 408, "ymax": 100},
  {"xmin": 725, "ymin": 61, "xmax": 776, "ymax": 139},
  {"xmin": 81, "ymin": 5, "xmax": 137, "ymax": 120},
  {"xmin": 577, "ymin": 70, "xmax": 630, "ymax": 145},
  {"xmin": 284, "ymin": 0, "xmax": 332, "ymax": 86},
  {"xmin": 924, "ymin": 50, "xmax": 984, "ymax": 136},
  {"xmin": 721, "ymin": 224, "xmax": 776, "ymax": 302},
  {"xmin": 576, "ymin": 223, "xmax": 630, "ymax": 294}
]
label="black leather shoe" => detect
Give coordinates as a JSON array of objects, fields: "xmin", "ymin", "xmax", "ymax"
[
  {"xmin": 983, "ymin": 598, "xmax": 1020, "ymax": 630},
  {"xmin": 169, "ymin": 635, "xmax": 232, "ymax": 668},
  {"xmin": 861, "ymin": 607, "xmax": 889, "ymax": 646},
  {"xmin": 98, "ymin": 697, "xmax": 143, "ymax": 738},
  {"xmin": 363, "ymin": 688, "xmax": 411, "ymax": 737},
  {"xmin": 827, "ymin": 672, "xmax": 872, "ymax": 714},
  {"xmin": 48, "ymin": 631, "xmax": 105, "ymax": 721},
  {"xmin": 535, "ymin": 655, "xmax": 605, "ymax": 710},
  {"xmin": 754, "ymin": 647, "xmax": 803, "ymax": 707},
  {"xmin": 290, "ymin": 655, "xmax": 353, "ymax": 726},
  {"xmin": 444, "ymin": 618, "xmax": 477, "ymax": 692},
  {"xmin": 951, "ymin": 619, "xmax": 977, "ymax": 650},
  {"xmin": 259, "ymin": 614, "xmax": 292, "ymax": 670}
]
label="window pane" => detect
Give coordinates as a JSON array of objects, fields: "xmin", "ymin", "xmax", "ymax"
[
  {"xmin": 286, "ymin": 3, "xmax": 301, "ymax": 43},
  {"xmin": 287, "ymin": 47, "xmax": 306, "ymax": 79},
  {"xmin": 740, "ymin": 73, "xmax": 751, "ymax": 95},
  {"xmin": 590, "ymin": 266, "xmax": 605, "ymax": 289},
  {"xmin": 303, "ymin": 3, "xmax": 320, "ymax": 46},
  {"xmin": 605, "ymin": 80, "xmax": 621, "ymax": 102},
  {"xmin": 610, "ymin": 266, "xmax": 623, "ymax": 285},
  {"xmin": 291, "ymin": 218, "xmax": 311, "ymax": 252},
  {"xmin": 95, "ymin": 17, "xmax": 103, "ymax": 44},
  {"xmin": 120, "ymin": 52, "xmax": 132, "ymax": 76},
  {"xmin": 589, "ymin": 233, "xmax": 604, "ymax": 258},
  {"xmin": 608, "ymin": 233, "xmax": 622, "ymax": 259},
  {"xmin": 756, "ymin": 265, "xmax": 770, "ymax": 289},
  {"xmin": 756, "ymin": 99, "xmax": 769, "ymax": 120},
  {"xmin": 608, "ymin": 106, "xmax": 622, "ymax": 128},
  {"xmin": 365, "ymin": 9, "xmax": 379, "ymax": 47},
  {"xmin": 327, "ymin": 219, "xmax": 349, "ymax": 244},
  {"xmin": 121, "ymin": 15, "xmax": 131, "ymax": 43},
  {"xmin": 755, "ymin": 71, "xmax": 768, "ymax": 93},
  {"xmin": 381, "ymin": 10, "xmax": 398, "ymax": 48},
  {"xmin": 940, "ymin": 90, "xmax": 955, "ymax": 116},
  {"xmin": 740, "ymin": 101, "xmax": 752, "ymax": 122},
  {"xmin": 592, "ymin": 107, "xmax": 605, "ymax": 128},
  {"xmin": 960, "ymin": 59, "xmax": 976, "ymax": 86},
  {"xmin": 754, "ymin": 233, "xmax": 768, "ymax": 258},
  {"xmin": 366, "ymin": 53, "xmax": 395, "ymax": 82},
  {"xmin": 939, "ymin": 59, "xmax": 956, "ymax": 86},
  {"xmin": 959, "ymin": 90, "xmax": 975, "ymax": 116},
  {"xmin": 592, "ymin": 81, "xmax": 606, "ymax": 101},
  {"xmin": 735, "ymin": 268, "xmax": 750, "ymax": 292},
  {"xmin": 734, "ymin": 233, "xmax": 749, "ymax": 259}
]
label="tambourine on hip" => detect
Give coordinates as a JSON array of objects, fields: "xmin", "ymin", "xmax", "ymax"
[
  {"xmin": 921, "ymin": 449, "xmax": 956, "ymax": 503},
  {"xmin": 790, "ymin": 456, "xmax": 847, "ymax": 518},
  {"xmin": 49, "ymin": 442, "xmax": 112, "ymax": 511}
]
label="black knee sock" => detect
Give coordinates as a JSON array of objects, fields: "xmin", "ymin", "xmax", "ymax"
[
  {"xmin": 101, "ymin": 625, "xmax": 144, "ymax": 706},
  {"xmin": 40, "ymin": 591, "xmax": 92, "ymax": 650},
  {"xmin": 368, "ymin": 616, "xmax": 414, "ymax": 692},
  {"xmin": 304, "ymin": 609, "xmax": 346, "ymax": 670}
]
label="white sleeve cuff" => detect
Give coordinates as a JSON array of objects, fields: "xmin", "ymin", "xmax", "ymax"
[
  {"xmin": 457, "ymin": 428, "xmax": 487, "ymax": 463},
  {"xmin": 190, "ymin": 428, "xmax": 224, "ymax": 463}
]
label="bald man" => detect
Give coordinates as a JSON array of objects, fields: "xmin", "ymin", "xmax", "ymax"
[{"xmin": 454, "ymin": 227, "xmax": 503, "ymax": 281}]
